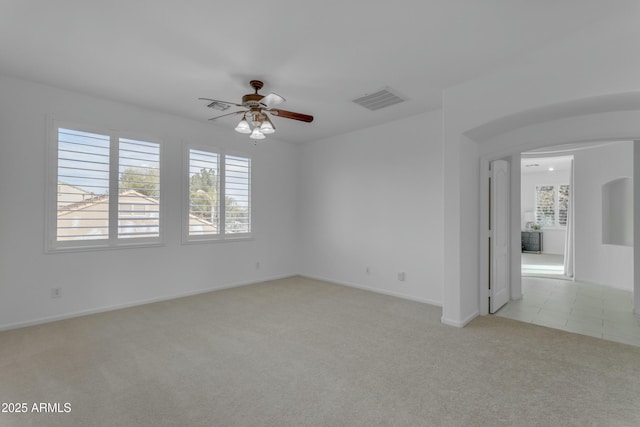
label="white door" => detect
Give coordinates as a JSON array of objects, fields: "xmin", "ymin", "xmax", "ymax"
[{"xmin": 490, "ymin": 160, "xmax": 510, "ymax": 313}]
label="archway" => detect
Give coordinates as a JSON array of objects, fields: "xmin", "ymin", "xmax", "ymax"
[{"xmin": 463, "ymin": 96, "xmax": 640, "ymax": 321}]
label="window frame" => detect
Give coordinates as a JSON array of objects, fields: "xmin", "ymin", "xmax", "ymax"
[
  {"xmin": 46, "ymin": 119, "xmax": 164, "ymax": 252},
  {"xmin": 533, "ymin": 183, "xmax": 570, "ymax": 229},
  {"xmin": 182, "ymin": 143, "xmax": 252, "ymax": 244}
]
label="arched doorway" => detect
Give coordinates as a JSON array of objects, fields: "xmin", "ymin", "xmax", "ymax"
[
  {"xmin": 468, "ymin": 98, "xmax": 640, "ymax": 333},
  {"xmin": 492, "ymin": 141, "xmax": 637, "ymax": 344}
]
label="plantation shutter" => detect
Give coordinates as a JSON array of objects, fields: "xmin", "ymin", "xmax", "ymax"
[
  {"xmin": 56, "ymin": 128, "xmax": 110, "ymax": 241},
  {"xmin": 188, "ymin": 149, "xmax": 220, "ymax": 236},
  {"xmin": 535, "ymin": 185, "xmax": 555, "ymax": 227},
  {"xmin": 117, "ymin": 138, "xmax": 161, "ymax": 239},
  {"xmin": 224, "ymin": 155, "xmax": 251, "ymax": 235},
  {"xmin": 558, "ymin": 185, "xmax": 570, "ymax": 226}
]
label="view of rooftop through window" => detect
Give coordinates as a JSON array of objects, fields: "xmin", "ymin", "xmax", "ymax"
[{"xmin": 55, "ymin": 128, "xmax": 160, "ymax": 243}]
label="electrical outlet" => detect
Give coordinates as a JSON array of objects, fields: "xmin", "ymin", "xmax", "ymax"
[
  {"xmin": 51, "ymin": 287, "xmax": 62, "ymax": 298},
  {"xmin": 366, "ymin": 266, "xmax": 370, "ymax": 274},
  {"xmin": 255, "ymin": 261, "xmax": 261, "ymax": 270},
  {"xmin": 397, "ymin": 272, "xmax": 405, "ymax": 282}
]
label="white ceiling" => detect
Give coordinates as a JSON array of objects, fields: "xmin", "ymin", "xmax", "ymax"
[
  {"xmin": 521, "ymin": 141, "xmax": 628, "ymax": 174},
  {"xmin": 0, "ymin": 1, "xmax": 628, "ymax": 143},
  {"xmin": 521, "ymin": 156, "xmax": 573, "ymax": 175}
]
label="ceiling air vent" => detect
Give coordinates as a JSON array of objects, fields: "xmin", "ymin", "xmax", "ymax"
[{"xmin": 352, "ymin": 88, "xmax": 406, "ymax": 111}]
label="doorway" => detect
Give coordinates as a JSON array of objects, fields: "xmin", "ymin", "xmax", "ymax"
[
  {"xmin": 490, "ymin": 141, "xmax": 638, "ymax": 346},
  {"xmin": 520, "ymin": 153, "xmax": 573, "ymax": 279}
]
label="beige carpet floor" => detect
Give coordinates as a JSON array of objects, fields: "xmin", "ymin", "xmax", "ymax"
[{"xmin": 1, "ymin": 276, "xmax": 639, "ymax": 427}]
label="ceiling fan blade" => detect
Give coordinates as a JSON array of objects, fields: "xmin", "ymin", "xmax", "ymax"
[
  {"xmin": 269, "ymin": 108, "xmax": 314, "ymax": 123},
  {"xmin": 198, "ymin": 98, "xmax": 243, "ymax": 108},
  {"xmin": 208, "ymin": 110, "xmax": 246, "ymax": 121},
  {"xmin": 260, "ymin": 93, "xmax": 286, "ymax": 108}
]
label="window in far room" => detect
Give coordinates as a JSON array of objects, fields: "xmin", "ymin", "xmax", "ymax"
[{"xmin": 535, "ymin": 184, "xmax": 569, "ymax": 228}]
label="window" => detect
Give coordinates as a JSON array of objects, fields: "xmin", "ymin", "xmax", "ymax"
[
  {"xmin": 224, "ymin": 155, "xmax": 251, "ymax": 235},
  {"xmin": 48, "ymin": 123, "xmax": 162, "ymax": 251},
  {"xmin": 558, "ymin": 184, "xmax": 569, "ymax": 226},
  {"xmin": 187, "ymin": 149, "xmax": 220, "ymax": 236},
  {"xmin": 56, "ymin": 128, "xmax": 110, "ymax": 242},
  {"xmin": 535, "ymin": 184, "xmax": 570, "ymax": 228},
  {"xmin": 184, "ymin": 146, "xmax": 251, "ymax": 241},
  {"xmin": 118, "ymin": 138, "xmax": 161, "ymax": 239}
]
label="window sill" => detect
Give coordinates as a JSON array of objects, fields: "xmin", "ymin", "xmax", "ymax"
[
  {"xmin": 181, "ymin": 236, "xmax": 254, "ymax": 245},
  {"xmin": 46, "ymin": 241, "xmax": 165, "ymax": 254}
]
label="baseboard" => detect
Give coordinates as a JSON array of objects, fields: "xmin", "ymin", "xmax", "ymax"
[
  {"xmin": 510, "ymin": 292, "xmax": 523, "ymax": 301},
  {"xmin": 2, "ymin": 273, "xmax": 444, "ymax": 331},
  {"xmin": 441, "ymin": 311, "xmax": 479, "ymax": 328},
  {"xmin": 299, "ymin": 274, "xmax": 442, "ymax": 307},
  {"xmin": 0, "ymin": 273, "xmax": 295, "ymax": 331}
]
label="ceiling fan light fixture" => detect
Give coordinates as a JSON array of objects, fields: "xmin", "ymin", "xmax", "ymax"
[
  {"xmin": 249, "ymin": 127, "xmax": 265, "ymax": 140},
  {"xmin": 260, "ymin": 117, "xmax": 275, "ymax": 134},
  {"xmin": 234, "ymin": 117, "xmax": 251, "ymax": 134}
]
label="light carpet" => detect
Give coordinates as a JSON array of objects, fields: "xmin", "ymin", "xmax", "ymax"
[{"xmin": 1, "ymin": 276, "xmax": 639, "ymax": 427}]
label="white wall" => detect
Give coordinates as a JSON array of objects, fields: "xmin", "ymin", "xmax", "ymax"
[
  {"xmin": 297, "ymin": 110, "xmax": 443, "ymax": 306},
  {"xmin": 573, "ymin": 142, "xmax": 633, "ymax": 290},
  {"xmin": 521, "ymin": 169, "xmax": 570, "ymax": 255},
  {"xmin": 0, "ymin": 75, "xmax": 300, "ymax": 329},
  {"xmin": 442, "ymin": 5, "xmax": 640, "ymax": 324}
]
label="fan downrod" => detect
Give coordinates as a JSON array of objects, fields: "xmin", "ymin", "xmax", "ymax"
[{"xmin": 250, "ymin": 80, "xmax": 264, "ymax": 93}]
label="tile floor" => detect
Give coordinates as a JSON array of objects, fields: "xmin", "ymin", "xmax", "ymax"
[{"xmin": 496, "ymin": 276, "xmax": 640, "ymax": 347}]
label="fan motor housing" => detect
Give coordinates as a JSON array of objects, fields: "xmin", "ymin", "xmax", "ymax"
[{"xmin": 242, "ymin": 93, "xmax": 264, "ymax": 107}]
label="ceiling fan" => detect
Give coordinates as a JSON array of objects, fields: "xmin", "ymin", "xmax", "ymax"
[{"xmin": 199, "ymin": 80, "xmax": 314, "ymax": 141}]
